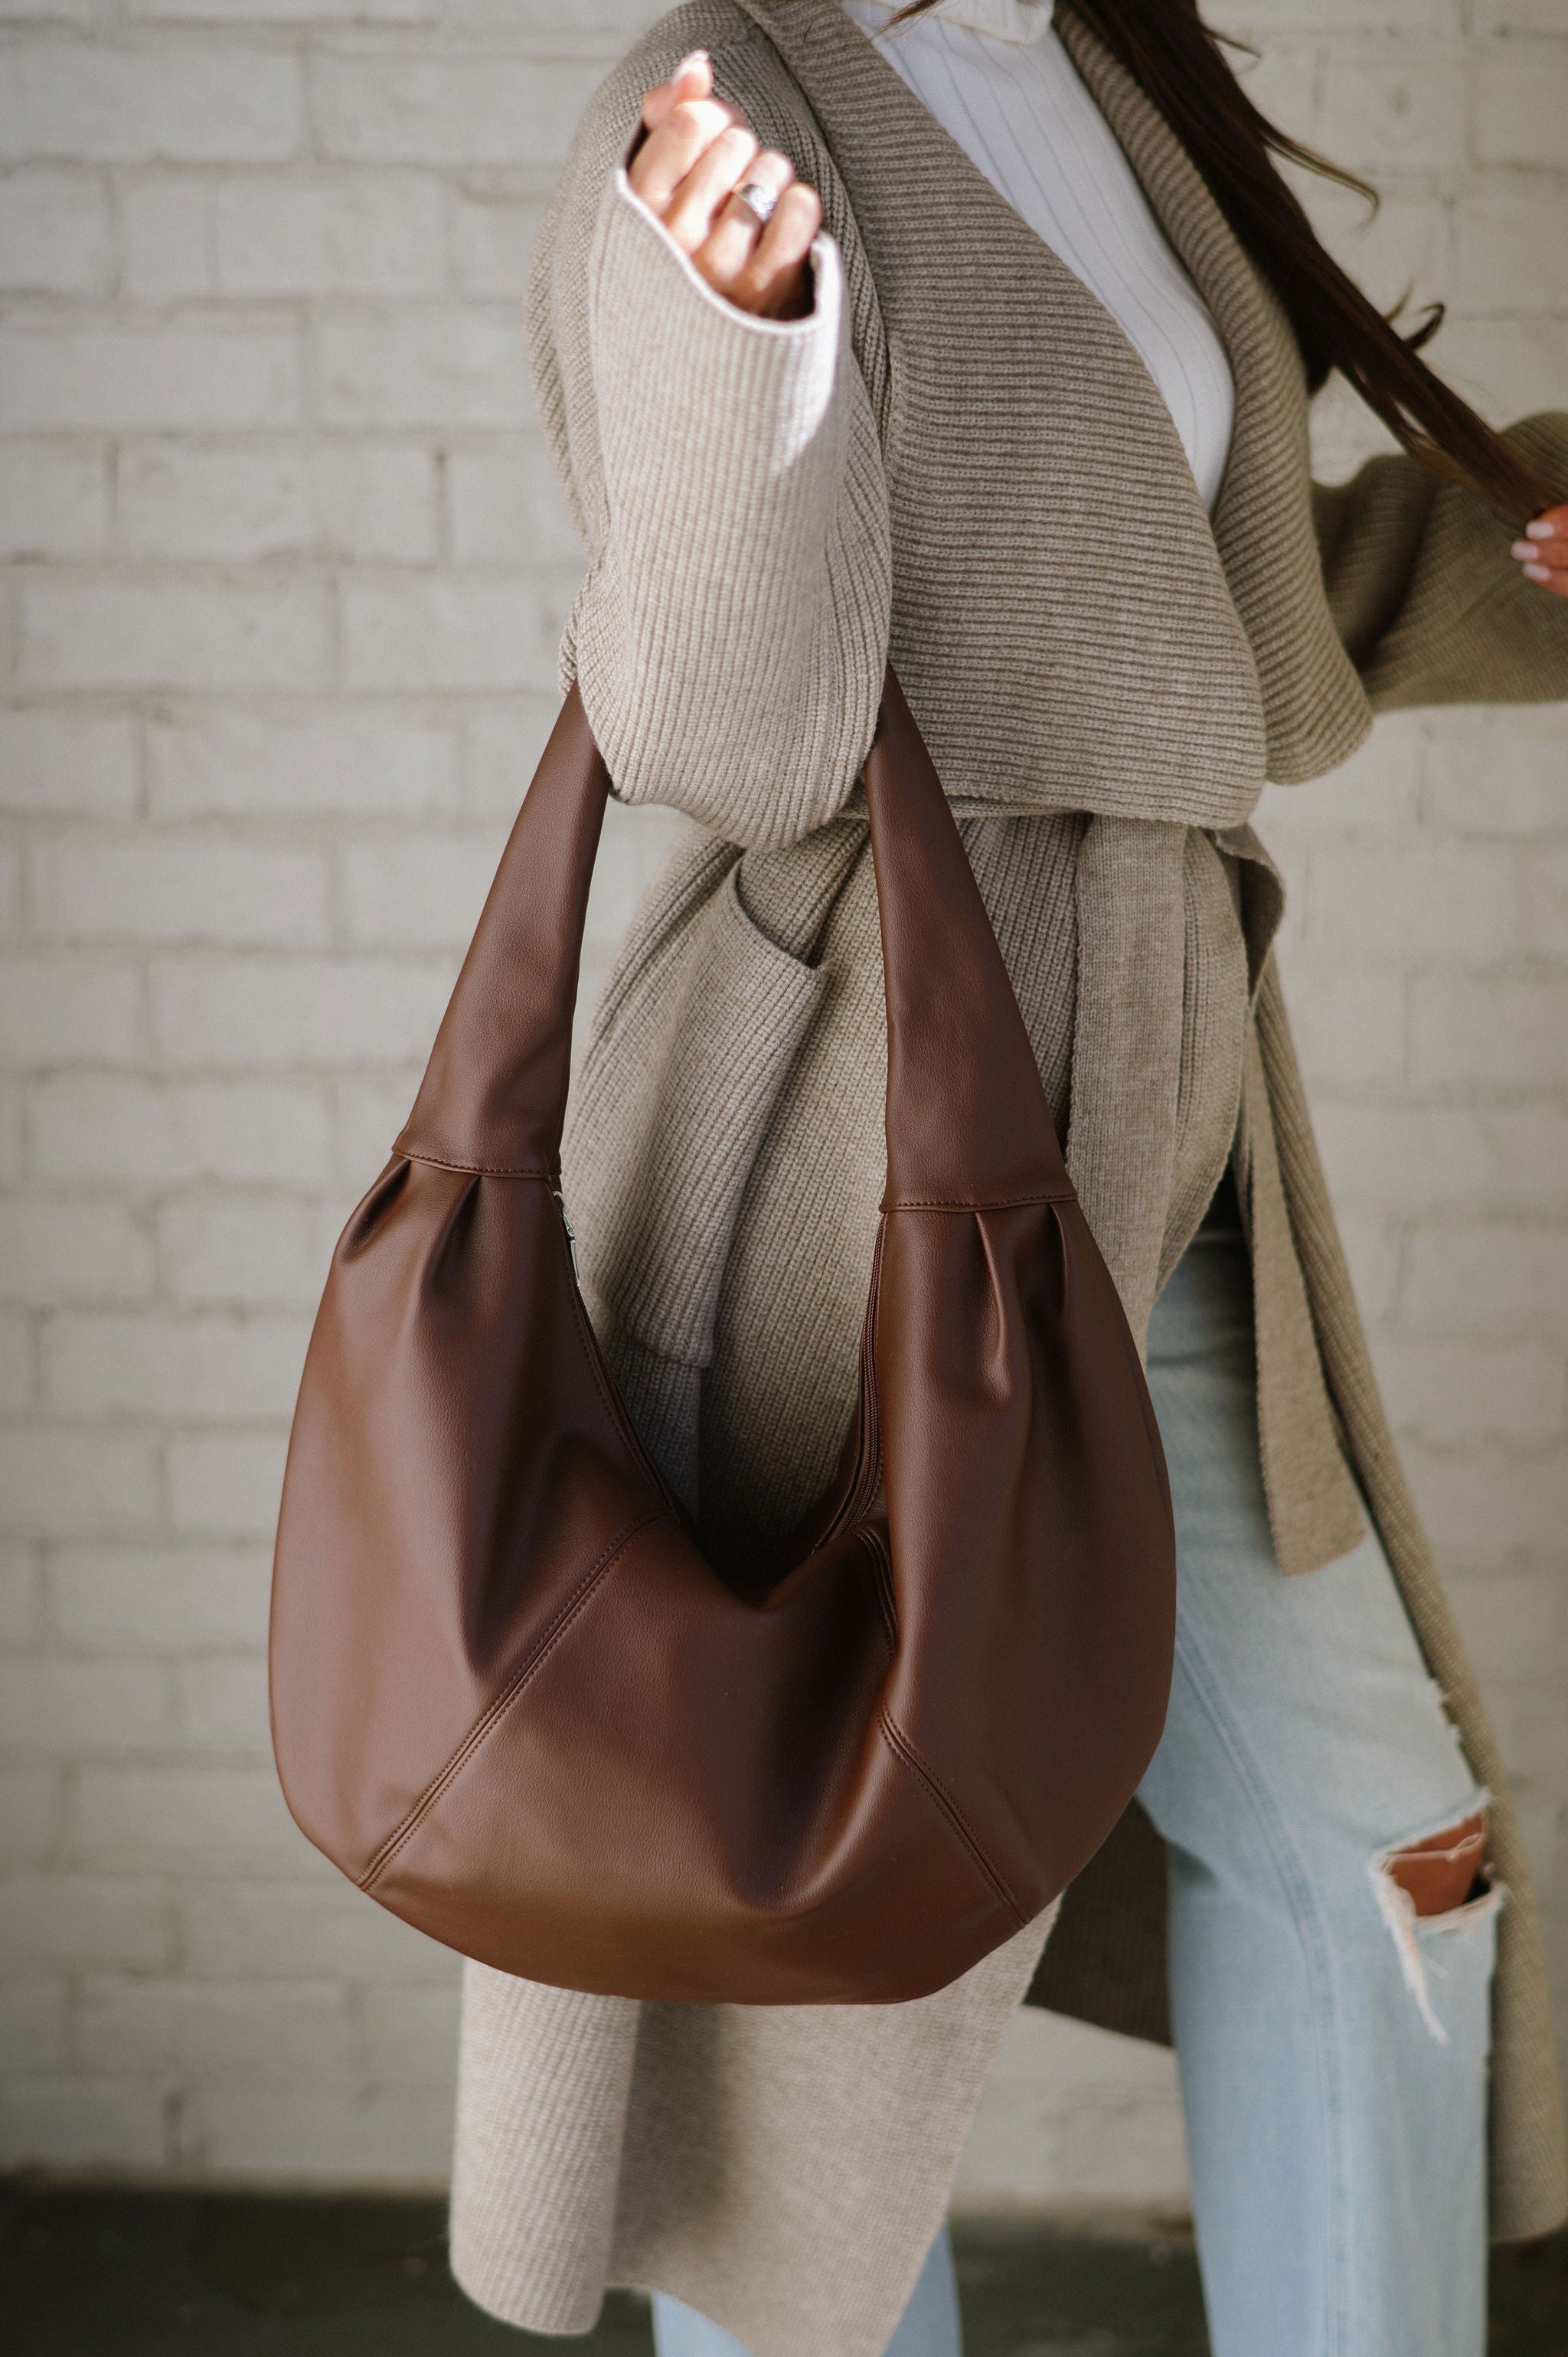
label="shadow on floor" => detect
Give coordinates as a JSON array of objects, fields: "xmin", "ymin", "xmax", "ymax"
[{"xmin": 4, "ymin": 2185, "xmax": 1566, "ymax": 2355}]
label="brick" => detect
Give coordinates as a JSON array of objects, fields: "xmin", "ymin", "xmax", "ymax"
[
  {"xmin": 1445, "ymin": 1567, "xmax": 1568, "ymax": 1682},
  {"xmin": 1236, "ymin": 0, "xmax": 1459, "ymax": 31},
  {"xmin": 1320, "ymin": 47, "xmax": 1466, "ymax": 170},
  {"xmin": 341, "ymin": 575, "xmax": 555, "ymax": 693},
  {"xmin": 1313, "ymin": 1105, "xmax": 1568, "ymax": 1212},
  {"xmin": 118, "ymin": 172, "xmax": 214, "ymax": 302},
  {"xmin": 157, "ymin": 1192, "xmax": 342, "ymax": 1306},
  {"xmin": 0, "ymin": 162, "xmax": 112, "ymax": 293},
  {"xmin": 1420, "ymin": 711, "xmax": 1568, "ymax": 835},
  {"xmin": 150, "ymin": 952, "xmax": 451, "ymax": 1067},
  {"xmin": 49, "ymin": 1543, "xmax": 270, "ymax": 1650},
  {"xmin": 18, "ymin": 577, "xmax": 332, "ymax": 691},
  {"xmin": 1455, "ymin": 195, "xmax": 1568, "ymax": 312},
  {"xmin": 446, "ymin": 442, "xmax": 580, "ymax": 567},
  {"xmin": 1273, "ymin": 963, "xmax": 1405, "ymax": 1089},
  {"xmin": 78, "ymin": 1976, "xmax": 352, "ymax": 2076},
  {"xmin": 178, "ymin": 1877, "xmax": 456, "ymax": 1981},
  {"xmin": 0, "ymin": 1978, "xmax": 67, "ymax": 2073},
  {"xmin": 1302, "ymin": 841, "xmax": 1520, "ymax": 965},
  {"xmin": 28, "ymin": 1074, "xmax": 335, "ymax": 1186},
  {"xmin": 1429, "ymin": 315, "xmax": 1568, "ymax": 428},
  {"xmin": 1302, "ymin": 185, "xmax": 1451, "ymax": 319},
  {"xmin": 464, "ymin": 696, "xmax": 572, "ymax": 816},
  {"xmin": 120, "ymin": 439, "xmax": 438, "ymax": 564},
  {"xmin": 1403, "ymin": 1440, "xmax": 1568, "ymax": 1566},
  {"xmin": 360, "ymin": 1980, "xmax": 461, "ymax": 2084},
  {"xmin": 0, "ymin": 1313, "xmax": 34, "ymax": 1413},
  {"xmin": 1483, "ymin": 1689, "xmax": 1568, "ymax": 1809},
  {"xmin": 0, "ymin": 40, "xmax": 302, "ymax": 165},
  {"xmin": 449, "ymin": 184, "xmax": 548, "ymax": 299},
  {"xmin": 0, "ymin": 1872, "xmax": 171, "ymax": 1969},
  {"xmin": 1474, "ymin": 39, "xmax": 1568, "ymax": 168},
  {"xmin": 0, "ymin": 323, "xmax": 300, "ymax": 432},
  {"xmin": 0, "ymin": 1767, "xmax": 59, "ymax": 1863},
  {"xmin": 174, "ymin": 1653, "xmax": 270, "ymax": 1756},
  {"xmin": 0, "ymin": 1655, "xmax": 173, "ymax": 1754},
  {"xmin": 313, "ymin": 54, "xmax": 603, "ymax": 169},
  {"xmin": 1257, "ymin": 714, "xmax": 1423, "ymax": 839},
  {"xmin": 333, "ymin": 1071, "xmax": 423, "ymax": 1188},
  {"xmin": 957, "ymin": 2011, "xmax": 1188, "ymax": 2212},
  {"xmin": 0, "ymin": 713, "xmax": 139, "ymax": 816},
  {"xmin": 74, "ymin": 1762, "xmax": 305, "ymax": 1870},
  {"xmin": 178, "ymin": 2080, "xmax": 452, "ymax": 2183},
  {"xmin": 1522, "ymin": 847, "xmax": 1568, "ymax": 966},
  {"xmin": 0, "ymin": 2075, "xmax": 168, "ymax": 2169},
  {"xmin": 1403, "ymin": 1222, "xmax": 1568, "ymax": 1339},
  {"xmin": 214, "ymin": 170, "xmax": 446, "ymax": 296},
  {"xmin": 30, "ymin": 839, "xmax": 332, "ymax": 947},
  {"xmin": 1473, "ymin": 0, "xmax": 1568, "ymax": 29},
  {"xmin": 0, "ymin": 1084, "xmax": 21, "ymax": 1188},
  {"xmin": 1411, "ymin": 978, "xmax": 1568, "ymax": 1093},
  {"xmin": 0, "ymin": 954, "xmax": 142, "ymax": 1063},
  {"xmin": 167, "ymin": 1428, "xmax": 289, "ymax": 1537},
  {"xmin": 0, "ymin": 1427, "xmax": 160, "ymax": 1537},
  {"xmin": 340, "ymin": 831, "xmax": 499, "ymax": 950},
  {"xmin": 315, "ymin": 308, "xmax": 531, "ymax": 431},
  {"xmin": 0, "ymin": 1543, "xmax": 43, "ymax": 1644},
  {"xmin": 129, "ymin": 0, "xmax": 432, "ymax": 18},
  {"xmin": 43, "ymin": 1309, "xmax": 309, "ymax": 1420},
  {"xmin": 0, "ymin": 444, "xmax": 112, "ymax": 560},
  {"xmin": 1377, "ymin": 1335, "xmax": 1565, "ymax": 1447},
  {"xmin": 0, "ymin": 1201, "xmax": 152, "ymax": 1308},
  {"xmin": 149, "ymin": 705, "xmax": 458, "ymax": 818}
]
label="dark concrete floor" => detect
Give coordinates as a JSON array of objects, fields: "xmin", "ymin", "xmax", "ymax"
[{"xmin": 3, "ymin": 2186, "xmax": 1566, "ymax": 2355}]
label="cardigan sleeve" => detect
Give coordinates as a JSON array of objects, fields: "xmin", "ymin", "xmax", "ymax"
[
  {"xmin": 556, "ymin": 169, "xmax": 892, "ymax": 851},
  {"xmin": 1310, "ymin": 412, "xmax": 1568, "ymax": 712}
]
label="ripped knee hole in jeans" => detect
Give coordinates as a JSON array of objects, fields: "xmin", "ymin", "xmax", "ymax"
[{"xmin": 1370, "ymin": 1803, "xmax": 1504, "ymax": 2043}]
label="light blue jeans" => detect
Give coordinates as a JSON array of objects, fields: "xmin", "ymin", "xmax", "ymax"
[{"xmin": 652, "ymin": 1220, "xmax": 1498, "ymax": 2357}]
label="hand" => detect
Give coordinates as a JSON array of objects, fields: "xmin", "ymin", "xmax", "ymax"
[
  {"xmin": 1511, "ymin": 504, "xmax": 1568, "ymax": 599},
  {"xmin": 629, "ymin": 50, "xmax": 822, "ymax": 320}
]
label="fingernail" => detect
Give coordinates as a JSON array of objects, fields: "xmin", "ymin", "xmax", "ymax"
[
  {"xmin": 678, "ymin": 48, "xmax": 709, "ymax": 70},
  {"xmin": 1523, "ymin": 562, "xmax": 1551, "ymax": 583},
  {"xmin": 1511, "ymin": 541, "xmax": 1536, "ymax": 561},
  {"xmin": 1526, "ymin": 518, "xmax": 1555, "ymax": 540}
]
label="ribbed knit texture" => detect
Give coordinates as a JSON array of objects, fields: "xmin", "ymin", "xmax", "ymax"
[
  {"xmin": 573, "ymin": 181, "xmax": 892, "ymax": 845},
  {"xmin": 840, "ymin": 0, "xmax": 1236, "ymax": 512},
  {"xmin": 450, "ymin": 5, "xmax": 1568, "ymax": 2343}
]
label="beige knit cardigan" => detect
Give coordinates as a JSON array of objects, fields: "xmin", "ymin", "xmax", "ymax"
[{"xmin": 447, "ymin": 5, "xmax": 1568, "ymax": 2348}]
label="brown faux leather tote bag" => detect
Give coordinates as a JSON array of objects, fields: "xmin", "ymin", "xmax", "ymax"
[{"xmin": 270, "ymin": 672, "xmax": 1176, "ymax": 2006}]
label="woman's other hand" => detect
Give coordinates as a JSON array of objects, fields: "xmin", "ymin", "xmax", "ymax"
[
  {"xmin": 1512, "ymin": 504, "xmax": 1568, "ymax": 598},
  {"xmin": 629, "ymin": 50, "xmax": 822, "ymax": 319}
]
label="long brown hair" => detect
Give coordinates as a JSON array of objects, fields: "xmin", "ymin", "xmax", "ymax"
[{"xmin": 889, "ymin": 0, "xmax": 1556, "ymax": 519}]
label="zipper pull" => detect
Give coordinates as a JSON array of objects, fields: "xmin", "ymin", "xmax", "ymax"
[{"xmin": 553, "ymin": 1188, "xmax": 582, "ymax": 1286}]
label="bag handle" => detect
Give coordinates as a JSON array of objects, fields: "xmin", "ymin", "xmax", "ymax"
[
  {"xmin": 868, "ymin": 670, "xmax": 1069, "ymax": 1208},
  {"xmin": 397, "ymin": 670, "xmax": 1072, "ymax": 1206}
]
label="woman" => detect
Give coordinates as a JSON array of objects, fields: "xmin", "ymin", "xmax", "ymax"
[{"xmin": 447, "ymin": 5, "xmax": 1568, "ymax": 2355}]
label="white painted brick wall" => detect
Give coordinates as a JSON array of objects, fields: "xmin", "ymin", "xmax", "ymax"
[{"xmin": 0, "ymin": 0, "xmax": 1562, "ymax": 2213}]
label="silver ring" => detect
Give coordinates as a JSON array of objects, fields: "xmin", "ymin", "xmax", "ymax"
[{"xmin": 735, "ymin": 180, "xmax": 779, "ymax": 227}]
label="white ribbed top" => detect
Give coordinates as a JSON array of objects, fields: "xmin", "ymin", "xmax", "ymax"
[{"xmin": 839, "ymin": 0, "xmax": 1235, "ymax": 511}]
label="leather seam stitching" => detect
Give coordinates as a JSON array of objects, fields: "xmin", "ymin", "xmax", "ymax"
[
  {"xmin": 395, "ymin": 1149, "xmax": 556, "ymax": 1179},
  {"xmin": 877, "ymin": 1709, "xmax": 1027, "ymax": 1931},
  {"xmin": 884, "ymin": 1190, "xmax": 1076, "ymax": 1211},
  {"xmin": 358, "ymin": 1507, "xmax": 668, "ymax": 1892}
]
